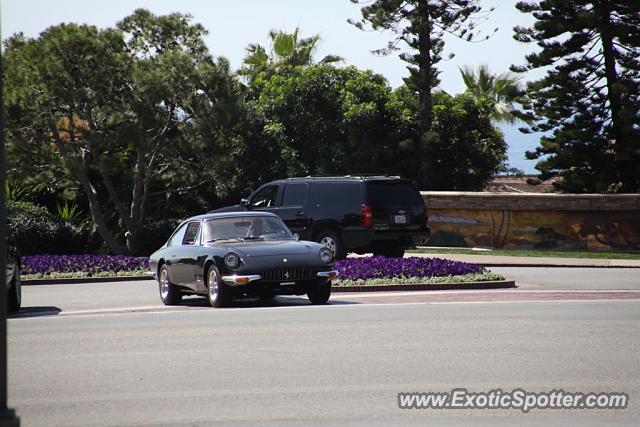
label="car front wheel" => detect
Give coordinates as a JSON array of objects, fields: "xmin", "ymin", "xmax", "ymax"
[
  {"xmin": 159, "ymin": 265, "xmax": 182, "ymax": 305},
  {"xmin": 207, "ymin": 265, "xmax": 232, "ymax": 308},
  {"xmin": 8, "ymin": 259, "xmax": 21, "ymax": 313},
  {"xmin": 308, "ymin": 281, "xmax": 331, "ymax": 305}
]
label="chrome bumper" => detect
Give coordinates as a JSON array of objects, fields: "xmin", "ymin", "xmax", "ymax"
[
  {"xmin": 221, "ymin": 270, "xmax": 338, "ymax": 286},
  {"xmin": 317, "ymin": 270, "xmax": 339, "ymax": 280}
]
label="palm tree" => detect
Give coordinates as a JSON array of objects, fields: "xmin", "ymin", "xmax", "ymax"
[
  {"xmin": 240, "ymin": 28, "xmax": 343, "ymax": 80},
  {"xmin": 459, "ymin": 64, "xmax": 525, "ymax": 123}
]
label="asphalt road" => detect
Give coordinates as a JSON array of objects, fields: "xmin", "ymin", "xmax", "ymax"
[{"xmin": 8, "ymin": 267, "xmax": 640, "ymax": 426}]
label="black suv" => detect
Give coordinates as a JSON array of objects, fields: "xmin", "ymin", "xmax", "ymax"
[{"xmin": 211, "ymin": 176, "xmax": 429, "ymax": 258}]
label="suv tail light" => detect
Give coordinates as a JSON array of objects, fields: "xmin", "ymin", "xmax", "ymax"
[{"xmin": 361, "ymin": 204, "xmax": 372, "ymax": 227}]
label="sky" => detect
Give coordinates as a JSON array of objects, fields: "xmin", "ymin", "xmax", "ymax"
[{"xmin": 2, "ymin": 0, "xmax": 546, "ymax": 173}]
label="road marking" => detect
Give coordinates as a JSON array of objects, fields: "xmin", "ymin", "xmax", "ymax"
[
  {"xmin": 10, "ymin": 297, "xmax": 640, "ymax": 321},
  {"xmin": 331, "ymin": 289, "xmax": 640, "ymax": 298}
]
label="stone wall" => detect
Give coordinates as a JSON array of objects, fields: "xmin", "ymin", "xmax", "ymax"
[{"xmin": 422, "ymin": 192, "xmax": 640, "ymax": 251}]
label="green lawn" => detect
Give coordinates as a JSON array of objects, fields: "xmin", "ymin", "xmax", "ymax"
[{"xmin": 409, "ymin": 247, "xmax": 640, "ymax": 260}]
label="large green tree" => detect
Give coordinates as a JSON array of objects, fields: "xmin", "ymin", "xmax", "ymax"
[
  {"xmin": 391, "ymin": 88, "xmax": 508, "ymax": 189},
  {"xmin": 4, "ymin": 24, "xmax": 133, "ymax": 252},
  {"xmin": 349, "ymin": 0, "xmax": 493, "ymax": 134},
  {"xmin": 253, "ymin": 65, "xmax": 405, "ymax": 177},
  {"xmin": 3, "ymin": 9, "xmax": 244, "ymax": 254},
  {"xmin": 513, "ymin": 0, "xmax": 640, "ymax": 192}
]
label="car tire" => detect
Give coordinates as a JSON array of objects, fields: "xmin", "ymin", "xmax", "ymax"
[
  {"xmin": 158, "ymin": 265, "xmax": 182, "ymax": 306},
  {"xmin": 316, "ymin": 230, "xmax": 347, "ymax": 260},
  {"xmin": 373, "ymin": 246, "xmax": 406, "ymax": 258},
  {"xmin": 8, "ymin": 259, "xmax": 21, "ymax": 313},
  {"xmin": 206, "ymin": 265, "xmax": 232, "ymax": 308},
  {"xmin": 307, "ymin": 281, "xmax": 331, "ymax": 305}
]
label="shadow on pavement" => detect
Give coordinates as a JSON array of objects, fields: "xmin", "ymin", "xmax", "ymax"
[
  {"xmin": 9, "ymin": 306, "xmax": 62, "ymax": 318},
  {"xmin": 180, "ymin": 295, "xmax": 358, "ymax": 309}
]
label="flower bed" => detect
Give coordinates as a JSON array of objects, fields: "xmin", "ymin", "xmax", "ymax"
[
  {"xmin": 22, "ymin": 255, "xmax": 149, "ymax": 280},
  {"xmin": 21, "ymin": 254, "xmax": 504, "ymax": 285},
  {"xmin": 333, "ymin": 256, "xmax": 503, "ymax": 286}
]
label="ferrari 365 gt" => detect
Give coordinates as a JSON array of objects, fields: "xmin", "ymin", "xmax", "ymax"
[{"xmin": 149, "ymin": 212, "xmax": 337, "ymax": 307}]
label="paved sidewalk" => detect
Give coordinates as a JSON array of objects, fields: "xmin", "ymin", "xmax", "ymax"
[{"xmin": 404, "ymin": 251, "xmax": 640, "ymax": 268}]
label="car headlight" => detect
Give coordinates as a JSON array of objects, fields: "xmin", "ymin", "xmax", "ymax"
[
  {"xmin": 224, "ymin": 252, "xmax": 241, "ymax": 269},
  {"xmin": 319, "ymin": 247, "xmax": 333, "ymax": 263}
]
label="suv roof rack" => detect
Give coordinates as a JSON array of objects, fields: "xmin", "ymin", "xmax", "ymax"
[{"xmin": 285, "ymin": 174, "xmax": 402, "ymax": 180}]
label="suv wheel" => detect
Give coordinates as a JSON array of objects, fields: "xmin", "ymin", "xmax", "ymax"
[{"xmin": 316, "ymin": 231, "xmax": 347, "ymax": 260}]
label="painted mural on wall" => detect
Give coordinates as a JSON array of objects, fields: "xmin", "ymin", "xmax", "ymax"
[{"xmin": 427, "ymin": 209, "xmax": 640, "ymax": 251}]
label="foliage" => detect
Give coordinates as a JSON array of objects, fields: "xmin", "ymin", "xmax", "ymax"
[
  {"xmin": 22, "ymin": 254, "xmax": 149, "ymax": 276},
  {"xmin": 3, "ymin": 9, "xmax": 247, "ymax": 254},
  {"xmin": 4, "ymin": 178, "xmax": 29, "ymax": 202},
  {"xmin": 7, "ymin": 201, "xmax": 86, "ymax": 255},
  {"xmin": 459, "ymin": 64, "xmax": 525, "ymax": 123},
  {"xmin": 349, "ymin": 0, "xmax": 494, "ymax": 134},
  {"xmin": 135, "ymin": 218, "xmax": 181, "ymax": 256},
  {"xmin": 391, "ymin": 90, "xmax": 508, "ymax": 189},
  {"xmin": 334, "ymin": 272, "xmax": 505, "ymax": 287},
  {"xmin": 253, "ymin": 65, "xmax": 409, "ymax": 177},
  {"xmin": 56, "ymin": 201, "xmax": 84, "ymax": 223},
  {"xmin": 513, "ymin": 0, "xmax": 640, "ymax": 192},
  {"xmin": 334, "ymin": 255, "xmax": 486, "ymax": 281},
  {"xmin": 240, "ymin": 28, "xmax": 342, "ymax": 83}
]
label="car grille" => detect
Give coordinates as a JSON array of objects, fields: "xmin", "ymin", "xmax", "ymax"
[{"xmin": 260, "ymin": 267, "xmax": 317, "ymax": 282}]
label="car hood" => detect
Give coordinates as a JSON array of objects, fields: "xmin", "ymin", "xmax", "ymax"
[{"xmin": 212, "ymin": 240, "xmax": 321, "ymax": 258}]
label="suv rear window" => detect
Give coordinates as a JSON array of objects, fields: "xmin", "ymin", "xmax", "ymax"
[
  {"xmin": 367, "ymin": 182, "xmax": 423, "ymax": 206},
  {"xmin": 312, "ymin": 182, "xmax": 362, "ymax": 207}
]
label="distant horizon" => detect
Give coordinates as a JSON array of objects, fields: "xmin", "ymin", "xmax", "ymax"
[{"xmin": 2, "ymin": 0, "xmax": 545, "ymax": 173}]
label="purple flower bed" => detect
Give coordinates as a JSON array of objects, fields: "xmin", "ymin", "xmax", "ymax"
[
  {"xmin": 22, "ymin": 254, "xmax": 483, "ymax": 281},
  {"xmin": 22, "ymin": 255, "xmax": 149, "ymax": 276},
  {"xmin": 334, "ymin": 256, "xmax": 485, "ymax": 281}
]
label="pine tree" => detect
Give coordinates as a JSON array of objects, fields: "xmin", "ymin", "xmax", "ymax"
[
  {"xmin": 349, "ymin": 0, "xmax": 494, "ymax": 135},
  {"xmin": 513, "ymin": 0, "xmax": 640, "ymax": 192}
]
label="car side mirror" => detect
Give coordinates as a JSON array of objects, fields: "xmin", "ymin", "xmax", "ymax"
[
  {"xmin": 241, "ymin": 198, "xmax": 251, "ymax": 209},
  {"xmin": 293, "ymin": 233, "xmax": 299, "ymax": 241}
]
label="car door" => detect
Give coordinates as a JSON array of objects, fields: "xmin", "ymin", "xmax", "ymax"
[
  {"xmin": 247, "ymin": 184, "xmax": 282, "ymax": 214},
  {"xmin": 275, "ymin": 182, "xmax": 312, "ymax": 240},
  {"xmin": 173, "ymin": 221, "xmax": 202, "ymax": 288},
  {"xmin": 164, "ymin": 222, "xmax": 189, "ymax": 283}
]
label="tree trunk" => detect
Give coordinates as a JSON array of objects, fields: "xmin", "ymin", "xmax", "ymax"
[
  {"xmin": 597, "ymin": 0, "xmax": 634, "ymax": 190},
  {"xmin": 66, "ymin": 158, "xmax": 127, "ymax": 254},
  {"xmin": 417, "ymin": 0, "xmax": 433, "ymax": 134}
]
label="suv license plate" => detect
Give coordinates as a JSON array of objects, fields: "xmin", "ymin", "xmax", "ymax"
[{"xmin": 394, "ymin": 215, "xmax": 407, "ymax": 224}]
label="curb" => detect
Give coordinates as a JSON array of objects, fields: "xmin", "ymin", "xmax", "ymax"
[
  {"xmin": 23, "ymin": 276, "xmax": 515, "ymax": 291},
  {"xmin": 23, "ymin": 276, "xmax": 151, "ymax": 286},
  {"xmin": 332, "ymin": 280, "xmax": 516, "ymax": 292},
  {"xmin": 479, "ymin": 263, "xmax": 640, "ymax": 268}
]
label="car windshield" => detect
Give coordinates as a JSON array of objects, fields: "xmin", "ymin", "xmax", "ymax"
[{"xmin": 203, "ymin": 216, "xmax": 294, "ymax": 242}]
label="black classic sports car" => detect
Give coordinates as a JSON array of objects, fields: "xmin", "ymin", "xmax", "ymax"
[{"xmin": 149, "ymin": 212, "xmax": 337, "ymax": 307}]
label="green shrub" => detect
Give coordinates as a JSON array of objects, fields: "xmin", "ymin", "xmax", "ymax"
[
  {"xmin": 136, "ymin": 218, "xmax": 181, "ymax": 256},
  {"xmin": 7, "ymin": 201, "xmax": 87, "ymax": 255}
]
